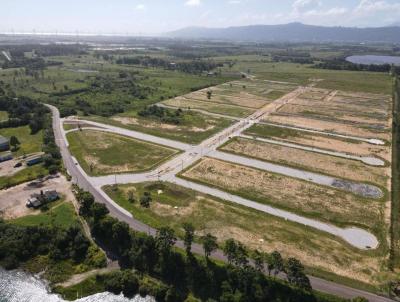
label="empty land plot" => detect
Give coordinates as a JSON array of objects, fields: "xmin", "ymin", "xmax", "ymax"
[
  {"xmin": 162, "ymin": 97, "xmax": 255, "ymax": 118},
  {"xmin": 180, "ymin": 158, "xmax": 386, "ymax": 232},
  {"xmin": 264, "ymin": 114, "xmax": 390, "ymax": 140},
  {"xmin": 220, "ymin": 137, "xmax": 389, "ymax": 187},
  {"xmin": 67, "ymin": 130, "xmax": 179, "ymax": 176},
  {"xmin": 184, "ymin": 90, "xmax": 269, "ymax": 108},
  {"xmin": 103, "ymin": 182, "xmax": 387, "ymax": 285},
  {"xmin": 245, "ymin": 123, "xmax": 390, "ymax": 161},
  {"xmin": 86, "ymin": 111, "xmax": 233, "ymax": 144}
]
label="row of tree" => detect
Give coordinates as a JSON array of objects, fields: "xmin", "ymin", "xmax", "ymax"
[{"xmin": 73, "ymin": 187, "xmax": 353, "ymax": 302}]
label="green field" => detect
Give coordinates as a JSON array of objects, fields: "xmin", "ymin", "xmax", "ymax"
[
  {"xmin": 86, "ymin": 111, "xmax": 233, "ymax": 144},
  {"xmin": 0, "ymin": 164, "xmax": 48, "ymax": 190},
  {"xmin": 0, "ymin": 126, "xmax": 43, "ymax": 156},
  {"xmin": 11, "ymin": 201, "xmax": 79, "ymax": 229},
  {"xmin": 67, "ymin": 129, "xmax": 179, "ymax": 176}
]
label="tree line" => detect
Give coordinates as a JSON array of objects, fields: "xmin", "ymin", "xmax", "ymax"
[
  {"xmin": 116, "ymin": 56, "xmax": 223, "ymax": 74},
  {"xmin": 73, "ymin": 187, "xmax": 357, "ymax": 302}
]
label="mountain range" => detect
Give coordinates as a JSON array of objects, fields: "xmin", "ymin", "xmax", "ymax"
[{"xmin": 167, "ymin": 22, "xmax": 400, "ymax": 43}]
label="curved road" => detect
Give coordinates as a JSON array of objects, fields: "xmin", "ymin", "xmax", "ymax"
[{"xmin": 47, "ymin": 104, "xmax": 394, "ymax": 302}]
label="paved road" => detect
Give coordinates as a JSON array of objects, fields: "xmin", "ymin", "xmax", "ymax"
[{"xmin": 46, "ymin": 101, "xmax": 395, "ymax": 302}]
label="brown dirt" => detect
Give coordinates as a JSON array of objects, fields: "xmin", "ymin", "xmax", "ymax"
[{"xmin": 0, "ymin": 175, "xmax": 74, "ymax": 220}]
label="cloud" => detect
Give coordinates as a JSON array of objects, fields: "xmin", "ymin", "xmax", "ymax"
[
  {"xmin": 228, "ymin": 0, "xmax": 241, "ymax": 4},
  {"xmin": 135, "ymin": 4, "xmax": 145, "ymax": 10},
  {"xmin": 355, "ymin": 0, "xmax": 400, "ymax": 14},
  {"xmin": 292, "ymin": 0, "xmax": 321, "ymax": 12},
  {"xmin": 185, "ymin": 0, "xmax": 201, "ymax": 6}
]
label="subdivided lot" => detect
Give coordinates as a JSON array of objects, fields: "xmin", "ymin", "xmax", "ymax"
[
  {"xmin": 244, "ymin": 123, "xmax": 390, "ymax": 161},
  {"xmin": 85, "ymin": 111, "xmax": 233, "ymax": 144},
  {"xmin": 103, "ymin": 181, "xmax": 388, "ymax": 286},
  {"xmin": 67, "ymin": 130, "xmax": 179, "ymax": 176},
  {"xmin": 162, "ymin": 97, "xmax": 255, "ymax": 118},
  {"xmin": 263, "ymin": 114, "xmax": 390, "ymax": 141},
  {"xmin": 220, "ymin": 137, "xmax": 389, "ymax": 187},
  {"xmin": 179, "ymin": 158, "xmax": 387, "ymax": 234}
]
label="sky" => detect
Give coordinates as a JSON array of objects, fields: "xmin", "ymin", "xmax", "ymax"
[{"xmin": 1, "ymin": 0, "xmax": 400, "ymax": 35}]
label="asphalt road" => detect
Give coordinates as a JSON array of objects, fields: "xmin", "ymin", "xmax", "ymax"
[{"xmin": 46, "ymin": 104, "xmax": 395, "ymax": 302}]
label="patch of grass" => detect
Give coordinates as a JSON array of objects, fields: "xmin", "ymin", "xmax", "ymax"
[
  {"xmin": 85, "ymin": 111, "xmax": 233, "ymax": 144},
  {"xmin": 0, "ymin": 126, "xmax": 43, "ymax": 157},
  {"xmin": 0, "ymin": 164, "xmax": 48, "ymax": 189},
  {"xmin": 245, "ymin": 123, "xmax": 301, "ymax": 139},
  {"xmin": 11, "ymin": 201, "xmax": 79, "ymax": 229},
  {"xmin": 54, "ymin": 275, "xmax": 106, "ymax": 301},
  {"xmin": 0, "ymin": 111, "xmax": 9, "ymax": 121},
  {"xmin": 67, "ymin": 129, "xmax": 179, "ymax": 176}
]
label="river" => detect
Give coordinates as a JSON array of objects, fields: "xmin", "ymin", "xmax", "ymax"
[{"xmin": 0, "ymin": 269, "xmax": 154, "ymax": 302}]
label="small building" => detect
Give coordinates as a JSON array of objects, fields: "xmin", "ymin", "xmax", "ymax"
[
  {"xmin": 0, "ymin": 151, "xmax": 13, "ymax": 162},
  {"xmin": 26, "ymin": 155, "xmax": 43, "ymax": 166},
  {"xmin": 26, "ymin": 189, "xmax": 59, "ymax": 208},
  {"xmin": 0, "ymin": 136, "xmax": 10, "ymax": 151}
]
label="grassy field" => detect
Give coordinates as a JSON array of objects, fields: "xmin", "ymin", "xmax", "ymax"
[
  {"xmin": 67, "ymin": 129, "xmax": 179, "ymax": 176},
  {"xmin": 216, "ymin": 57, "xmax": 392, "ymax": 94},
  {"xmin": 85, "ymin": 111, "xmax": 233, "ymax": 144},
  {"xmin": 103, "ymin": 181, "xmax": 389, "ymax": 287},
  {"xmin": 11, "ymin": 201, "xmax": 79, "ymax": 229},
  {"xmin": 0, "ymin": 164, "xmax": 48, "ymax": 190},
  {"xmin": 0, "ymin": 126, "xmax": 43, "ymax": 157}
]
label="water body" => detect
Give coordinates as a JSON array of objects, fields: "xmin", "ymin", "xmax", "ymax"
[
  {"xmin": 0, "ymin": 269, "xmax": 154, "ymax": 302},
  {"xmin": 346, "ymin": 55, "xmax": 400, "ymax": 66}
]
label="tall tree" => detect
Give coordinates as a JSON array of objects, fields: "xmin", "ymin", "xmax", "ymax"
[
  {"xmin": 202, "ymin": 233, "xmax": 218, "ymax": 259},
  {"xmin": 268, "ymin": 251, "xmax": 284, "ymax": 276},
  {"xmin": 253, "ymin": 249, "xmax": 264, "ymax": 272},
  {"xmin": 9, "ymin": 136, "xmax": 20, "ymax": 151},
  {"xmin": 285, "ymin": 257, "xmax": 311, "ymax": 291},
  {"xmin": 182, "ymin": 222, "xmax": 195, "ymax": 255},
  {"xmin": 156, "ymin": 227, "xmax": 176, "ymax": 255}
]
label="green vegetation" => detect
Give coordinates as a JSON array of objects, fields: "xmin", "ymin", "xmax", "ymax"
[
  {"xmin": 390, "ymin": 75, "xmax": 400, "ymax": 269},
  {"xmin": 0, "ymin": 126, "xmax": 43, "ymax": 156},
  {"xmin": 11, "ymin": 201, "xmax": 79, "ymax": 229},
  {"xmin": 67, "ymin": 129, "xmax": 179, "ymax": 176},
  {"xmin": 73, "ymin": 188, "xmax": 344, "ymax": 302},
  {"xmin": 0, "ymin": 164, "xmax": 47, "ymax": 190},
  {"xmin": 245, "ymin": 123, "xmax": 301, "ymax": 139},
  {"xmin": 86, "ymin": 111, "xmax": 233, "ymax": 144}
]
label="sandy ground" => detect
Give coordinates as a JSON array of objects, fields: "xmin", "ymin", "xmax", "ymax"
[
  {"xmin": 0, "ymin": 175, "xmax": 74, "ymax": 220},
  {"xmin": 221, "ymin": 137, "xmax": 389, "ymax": 187},
  {"xmin": 182, "ymin": 158, "xmax": 384, "ymax": 230}
]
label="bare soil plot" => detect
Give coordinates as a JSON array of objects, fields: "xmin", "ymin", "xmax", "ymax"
[
  {"xmin": 162, "ymin": 97, "xmax": 255, "ymax": 118},
  {"xmin": 67, "ymin": 130, "xmax": 179, "ymax": 176},
  {"xmin": 185, "ymin": 90, "xmax": 269, "ymax": 108},
  {"xmin": 105, "ymin": 182, "xmax": 386, "ymax": 285},
  {"xmin": 181, "ymin": 158, "xmax": 385, "ymax": 231},
  {"xmin": 0, "ymin": 175, "xmax": 74, "ymax": 220},
  {"xmin": 220, "ymin": 137, "xmax": 389, "ymax": 187},
  {"xmin": 264, "ymin": 114, "xmax": 390, "ymax": 140}
]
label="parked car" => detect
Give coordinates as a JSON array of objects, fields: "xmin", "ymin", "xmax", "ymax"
[{"xmin": 14, "ymin": 162, "xmax": 22, "ymax": 168}]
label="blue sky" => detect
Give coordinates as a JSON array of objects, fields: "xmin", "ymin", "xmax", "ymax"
[{"xmin": 1, "ymin": 0, "xmax": 400, "ymax": 34}]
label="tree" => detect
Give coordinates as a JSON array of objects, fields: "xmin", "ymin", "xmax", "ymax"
[
  {"xmin": 9, "ymin": 136, "xmax": 20, "ymax": 151},
  {"xmin": 202, "ymin": 233, "xmax": 218, "ymax": 259},
  {"xmin": 253, "ymin": 249, "xmax": 264, "ymax": 272},
  {"xmin": 140, "ymin": 192, "xmax": 152, "ymax": 208},
  {"xmin": 223, "ymin": 239, "xmax": 237, "ymax": 264},
  {"xmin": 352, "ymin": 297, "xmax": 369, "ymax": 302},
  {"xmin": 91, "ymin": 203, "xmax": 109, "ymax": 221},
  {"xmin": 156, "ymin": 227, "xmax": 176, "ymax": 255},
  {"xmin": 285, "ymin": 257, "xmax": 311, "ymax": 291},
  {"xmin": 78, "ymin": 192, "xmax": 95, "ymax": 216},
  {"xmin": 127, "ymin": 190, "xmax": 135, "ymax": 203},
  {"xmin": 182, "ymin": 222, "xmax": 195, "ymax": 255},
  {"xmin": 206, "ymin": 90, "xmax": 212, "ymax": 99},
  {"xmin": 268, "ymin": 251, "xmax": 284, "ymax": 276}
]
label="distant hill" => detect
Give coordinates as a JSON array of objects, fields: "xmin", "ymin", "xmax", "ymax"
[{"xmin": 167, "ymin": 22, "xmax": 400, "ymax": 43}]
